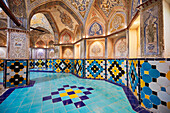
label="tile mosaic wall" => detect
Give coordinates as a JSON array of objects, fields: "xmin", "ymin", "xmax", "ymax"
[
  {"xmin": 46, "ymin": 59, "xmax": 53, "ymax": 69},
  {"xmin": 34, "ymin": 59, "xmax": 46, "ymax": 69},
  {"xmin": 0, "ymin": 59, "xmax": 4, "ymax": 71},
  {"xmin": 140, "ymin": 60, "xmax": 170, "ymax": 113},
  {"xmin": 85, "ymin": 60, "xmax": 105, "ymax": 79},
  {"xmin": 128, "ymin": 60, "xmax": 140, "ymax": 100},
  {"xmin": 107, "ymin": 60, "xmax": 127, "ymax": 86},
  {"xmin": 53, "ymin": 59, "xmax": 73, "ymax": 73},
  {"xmin": 73, "ymin": 59, "xmax": 84, "ymax": 77},
  {"xmin": 4, "ymin": 60, "xmax": 28, "ymax": 88},
  {"xmin": 29, "ymin": 59, "xmax": 34, "ymax": 69}
]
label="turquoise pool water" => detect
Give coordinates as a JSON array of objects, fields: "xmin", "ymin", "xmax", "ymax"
[{"xmin": 0, "ymin": 72, "xmax": 136, "ymax": 113}]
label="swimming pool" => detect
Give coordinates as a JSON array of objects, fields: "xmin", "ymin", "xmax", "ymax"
[{"xmin": 0, "ymin": 72, "xmax": 136, "ymax": 113}]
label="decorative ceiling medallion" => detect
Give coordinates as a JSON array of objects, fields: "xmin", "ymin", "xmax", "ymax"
[
  {"xmin": 13, "ymin": 0, "xmax": 22, "ymax": 6},
  {"xmin": 57, "ymin": 9, "xmax": 74, "ymax": 30},
  {"xmin": 68, "ymin": 0, "xmax": 90, "ymax": 18}
]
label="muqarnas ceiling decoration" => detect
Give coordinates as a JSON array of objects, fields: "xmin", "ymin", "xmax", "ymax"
[
  {"xmin": 97, "ymin": 0, "xmax": 124, "ymax": 17},
  {"xmin": 68, "ymin": 0, "xmax": 90, "ymax": 18},
  {"xmin": 57, "ymin": 9, "xmax": 74, "ymax": 30},
  {"xmin": 109, "ymin": 12, "xmax": 126, "ymax": 33},
  {"xmin": 88, "ymin": 22, "xmax": 103, "ymax": 36}
]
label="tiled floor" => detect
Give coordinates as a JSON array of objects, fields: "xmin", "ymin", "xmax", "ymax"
[{"xmin": 0, "ymin": 72, "xmax": 136, "ymax": 113}]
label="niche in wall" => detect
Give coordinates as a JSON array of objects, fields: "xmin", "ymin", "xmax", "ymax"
[
  {"xmin": 74, "ymin": 43, "xmax": 80, "ymax": 59},
  {"xmin": 62, "ymin": 46, "xmax": 73, "ymax": 59},
  {"xmin": 87, "ymin": 39, "xmax": 105, "ymax": 59},
  {"xmin": 107, "ymin": 31, "xmax": 127, "ymax": 58},
  {"xmin": 129, "ymin": 15, "xmax": 140, "ymax": 58}
]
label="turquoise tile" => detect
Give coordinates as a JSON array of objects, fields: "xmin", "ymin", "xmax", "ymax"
[
  {"xmin": 83, "ymin": 99, "xmax": 93, "ymax": 105},
  {"xmin": 61, "ymin": 96, "xmax": 70, "ymax": 100},
  {"xmin": 66, "ymin": 109, "xmax": 79, "ymax": 113},
  {"xmin": 53, "ymin": 101, "xmax": 64, "ymax": 108},
  {"xmin": 78, "ymin": 106, "xmax": 91, "ymax": 113},
  {"xmin": 29, "ymin": 107, "xmax": 42, "ymax": 113},
  {"xmin": 54, "ymin": 107, "xmax": 66, "ymax": 113},
  {"xmin": 4, "ymin": 107, "xmax": 19, "ymax": 113},
  {"xmin": 71, "ymin": 97, "xmax": 81, "ymax": 103},
  {"xmin": 64, "ymin": 104, "xmax": 76, "ymax": 112},
  {"xmin": 42, "ymin": 109, "xmax": 54, "ymax": 113}
]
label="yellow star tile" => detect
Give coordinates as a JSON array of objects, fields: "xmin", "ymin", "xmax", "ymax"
[
  {"xmin": 74, "ymin": 90, "xmax": 82, "ymax": 94},
  {"xmin": 60, "ymin": 93, "xmax": 68, "ymax": 97},
  {"xmin": 65, "ymin": 89, "xmax": 73, "ymax": 92},
  {"xmin": 69, "ymin": 94, "xmax": 78, "ymax": 99}
]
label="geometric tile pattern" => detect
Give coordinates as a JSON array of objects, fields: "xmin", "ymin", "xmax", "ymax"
[
  {"xmin": 73, "ymin": 59, "xmax": 84, "ymax": 77},
  {"xmin": 128, "ymin": 60, "xmax": 139, "ymax": 100},
  {"xmin": 53, "ymin": 59, "xmax": 72, "ymax": 73},
  {"xmin": 42, "ymin": 85, "xmax": 94, "ymax": 108},
  {"xmin": 107, "ymin": 60, "xmax": 127, "ymax": 86},
  {"xmin": 5, "ymin": 60, "xmax": 27, "ymax": 88},
  {"xmin": 0, "ymin": 59, "xmax": 4, "ymax": 71},
  {"xmin": 34, "ymin": 59, "xmax": 46, "ymax": 69},
  {"xmin": 47, "ymin": 59, "xmax": 53, "ymax": 69},
  {"xmin": 29, "ymin": 59, "xmax": 34, "ymax": 69},
  {"xmin": 85, "ymin": 60, "xmax": 105, "ymax": 79},
  {"xmin": 140, "ymin": 60, "xmax": 170, "ymax": 113}
]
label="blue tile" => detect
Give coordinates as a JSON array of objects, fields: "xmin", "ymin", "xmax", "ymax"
[
  {"xmin": 52, "ymin": 97, "xmax": 62, "ymax": 103},
  {"xmin": 63, "ymin": 99, "xmax": 73, "ymax": 105},
  {"xmin": 67, "ymin": 109, "xmax": 79, "ymax": 113},
  {"xmin": 74, "ymin": 101, "xmax": 86, "ymax": 108}
]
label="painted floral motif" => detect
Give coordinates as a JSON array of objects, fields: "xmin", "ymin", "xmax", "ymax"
[
  {"xmin": 89, "ymin": 22, "xmax": 103, "ymax": 36},
  {"xmin": 143, "ymin": 6, "xmax": 159, "ymax": 55},
  {"xmin": 68, "ymin": 0, "xmax": 90, "ymax": 18},
  {"xmin": 109, "ymin": 13, "xmax": 126, "ymax": 33},
  {"xmin": 97, "ymin": 0, "xmax": 124, "ymax": 17},
  {"xmin": 115, "ymin": 38, "xmax": 127, "ymax": 58},
  {"xmin": 57, "ymin": 9, "xmax": 74, "ymax": 30}
]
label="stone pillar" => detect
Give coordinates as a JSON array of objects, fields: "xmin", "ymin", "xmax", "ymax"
[
  {"xmin": 7, "ymin": 29, "xmax": 29, "ymax": 59},
  {"xmin": 3, "ymin": 0, "xmax": 30, "ymax": 88}
]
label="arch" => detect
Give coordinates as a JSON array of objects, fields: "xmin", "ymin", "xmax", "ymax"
[
  {"xmin": 35, "ymin": 40, "xmax": 46, "ymax": 48},
  {"xmin": 87, "ymin": 21, "xmax": 104, "ymax": 37},
  {"xmin": 28, "ymin": 1, "xmax": 83, "ymax": 29},
  {"xmin": 114, "ymin": 36, "xmax": 127, "ymax": 58},
  {"xmin": 59, "ymin": 29, "xmax": 74, "ymax": 43},
  {"xmin": 108, "ymin": 11, "xmax": 127, "ymax": 34}
]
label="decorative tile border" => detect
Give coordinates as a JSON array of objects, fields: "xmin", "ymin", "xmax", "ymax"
[
  {"xmin": 0, "ymin": 59, "xmax": 4, "ymax": 71},
  {"xmin": 4, "ymin": 60, "xmax": 29, "ymax": 88}
]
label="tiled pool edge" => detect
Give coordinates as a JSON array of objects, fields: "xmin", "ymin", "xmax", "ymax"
[
  {"xmin": 0, "ymin": 80, "xmax": 35, "ymax": 104},
  {"xmin": 72, "ymin": 73, "xmax": 150, "ymax": 113}
]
